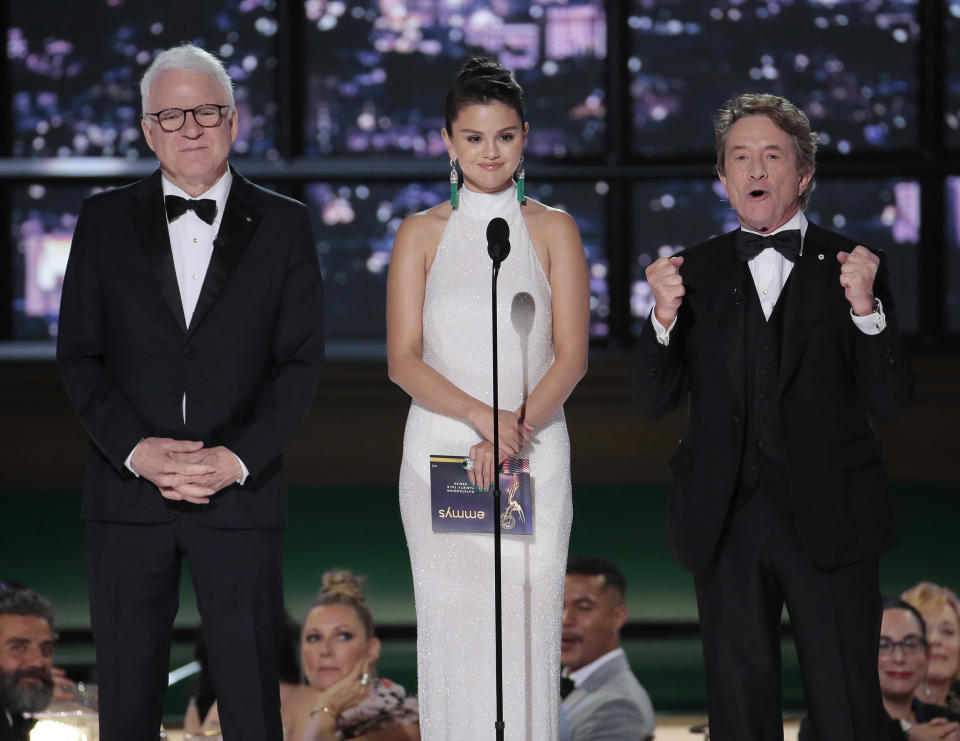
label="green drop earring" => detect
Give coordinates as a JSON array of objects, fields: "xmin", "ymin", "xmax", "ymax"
[
  {"xmin": 516, "ymin": 156, "xmax": 526, "ymax": 204},
  {"xmin": 449, "ymin": 159, "xmax": 459, "ymax": 209}
]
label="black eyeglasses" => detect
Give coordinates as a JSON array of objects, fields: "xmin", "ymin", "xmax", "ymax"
[
  {"xmin": 878, "ymin": 635, "xmax": 927, "ymax": 655},
  {"xmin": 142, "ymin": 104, "xmax": 231, "ymax": 133}
]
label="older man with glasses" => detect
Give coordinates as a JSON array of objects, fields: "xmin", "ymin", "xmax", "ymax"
[{"xmin": 57, "ymin": 43, "xmax": 325, "ymax": 740}]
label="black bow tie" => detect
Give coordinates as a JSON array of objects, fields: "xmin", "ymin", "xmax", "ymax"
[
  {"xmin": 736, "ymin": 228, "xmax": 801, "ymax": 263},
  {"xmin": 560, "ymin": 675, "xmax": 575, "ymax": 700},
  {"xmin": 165, "ymin": 195, "xmax": 218, "ymax": 225}
]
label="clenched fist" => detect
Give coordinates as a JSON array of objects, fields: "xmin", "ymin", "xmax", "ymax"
[
  {"xmin": 645, "ymin": 255, "xmax": 685, "ymax": 327},
  {"xmin": 836, "ymin": 246, "xmax": 878, "ymax": 317}
]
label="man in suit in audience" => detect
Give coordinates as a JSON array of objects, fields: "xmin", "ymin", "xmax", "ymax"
[
  {"xmin": 57, "ymin": 43, "xmax": 324, "ymax": 740},
  {"xmin": 0, "ymin": 586, "xmax": 56, "ymax": 741},
  {"xmin": 634, "ymin": 93, "xmax": 913, "ymax": 740},
  {"xmin": 560, "ymin": 556, "xmax": 655, "ymax": 741}
]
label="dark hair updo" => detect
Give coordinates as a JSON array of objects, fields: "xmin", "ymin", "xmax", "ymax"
[{"xmin": 444, "ymin": 57, "xmax": 526, "ymax": 133}]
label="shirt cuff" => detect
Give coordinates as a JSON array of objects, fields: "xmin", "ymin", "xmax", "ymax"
[
  {"xmin": 235, "ymin": 454, "xmax": 249, "ymax": 486},
  {"xmin": 651, "ymin": 310, "xmax": 676, "ymax": 346},
  {"xmin": 125, "ymin": 440, "xmax": 144, "ymax": 477},
  {"xmin": 850, "ymin": 298, "xmax": 886, "ymax": 335}
]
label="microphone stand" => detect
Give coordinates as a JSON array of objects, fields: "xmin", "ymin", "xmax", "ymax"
[
  {"xmin": 491, "ymin": 258, "xmax": 505, "ymax": 741},
  {"xmin": 485, "ymin": 214, "xmax": 509, "ymax": 740}
]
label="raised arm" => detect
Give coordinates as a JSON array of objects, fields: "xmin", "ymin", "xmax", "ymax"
[
  {"xmin": 843, "ymin": 247, "xmax": 913, "ymax": 421},
  {"xmin": 517, "ymin": 209, "xmax": 589, "ymax": 427},
  {"xmin": 386, "ymin": 213, "xmax": 527, "ymax": 456}
]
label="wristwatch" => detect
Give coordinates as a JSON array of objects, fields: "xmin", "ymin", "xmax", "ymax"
[{"xmin": 898, "ymin": 717, "xmax": 912, "ymax": 738}]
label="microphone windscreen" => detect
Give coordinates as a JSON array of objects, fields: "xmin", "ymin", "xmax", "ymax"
[{"xmin": 486, "ymin": 217, "xmax": 511, "ymax": 263}]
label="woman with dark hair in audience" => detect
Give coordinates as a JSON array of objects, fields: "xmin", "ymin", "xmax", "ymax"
[
  {"xmin": 877, "ymin": 598, "xmax": 960, "ymax": 740},
  {"xmin": 387, "ymin": 56, "xmax": 589, "ymax": 739},
  {"xmin": 903, "ymin": 582, "xmax": 960, "ymax": 713},
  {"xmin": 799, "ymin": 598, "xmax": 960, "ymax": 740},
  {"xmin": 282, "ymin": 570, "xmax": 419, "ymax": 741}
]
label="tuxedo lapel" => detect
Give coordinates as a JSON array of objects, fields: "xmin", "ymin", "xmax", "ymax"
[
  {"xmin": 132, "ymin": 170, "xmax": 187, "ymax": 333},
  {"xmin": 780, "ymin": 222, "xmax": 833, "ymax": 390},
  {"xmin": 187, "ymin": 170, "xmax": 263, "ymax": 336}
]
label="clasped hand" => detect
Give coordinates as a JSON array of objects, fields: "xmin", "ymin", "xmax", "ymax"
[
  {"xmin": 130, "ymin": 437, "xmax": 242, "ymax": 504},
  {"xmin": 467, "ymin": 408, "xmax": 533, "ymax": 491},
  {"xmin": 909, "ymin": 717, "xmax": 960, "ymax": 741}
]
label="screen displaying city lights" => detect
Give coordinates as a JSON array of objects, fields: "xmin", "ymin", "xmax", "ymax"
[
  {"xmin": 8, "ymin": 0, "xmax": 281, "ymax": 159},
  {"xmin": 628, "ymin": 0, "xmax": 919, "ymax": 156},
  {"xmin": 303, "ymin": 0, "xmax": 607, "ymax": 158}
]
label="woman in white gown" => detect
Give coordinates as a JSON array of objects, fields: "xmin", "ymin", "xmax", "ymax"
[{"xmin": 386, "ymin": 58, "xmax": 589, "ymax": 741}]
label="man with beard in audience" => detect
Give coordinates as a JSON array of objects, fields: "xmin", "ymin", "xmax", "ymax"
[{"xmin": 0, "ymin": 586, "xmax": 56, "ymax": 741}]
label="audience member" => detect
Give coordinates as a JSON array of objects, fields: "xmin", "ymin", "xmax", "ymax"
[
  {"xmin": 903, "ymin": 583, "xmax": 960, "ymax": 714},
  {"xmin": 283, "ymin": 570, "xmax": 419, "ymax": 741},
  {"xmin": 559, "ymin": 556, "xmax": 655, "ymax": 741},
  {"xmin": 877, "ymin": 598, "xmax": 960, "ymax": 740},
  {"xmin": 0, "ymin": 586, "xmax": 56, "ymax": 741},
  {"xmin": 802, "ymin": 598, "xmax": 960, "ymax": 740}
]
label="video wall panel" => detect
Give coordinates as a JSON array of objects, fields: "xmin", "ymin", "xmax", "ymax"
[
  {"xmin": 8, "ymin": 0, "xmax": 280, "ymax": 159},
  {"xmin": 303, "ymin": 0, "xmax": 607, "ymax": 158},
  {"xmin": 628, "ymin": 0, "xmax": 920, "ymax": 156}
]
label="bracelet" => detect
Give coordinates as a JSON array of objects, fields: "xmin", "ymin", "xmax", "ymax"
[{"xmin": 310, "ymin": 704, "xmax": 339, "ymax": 721}]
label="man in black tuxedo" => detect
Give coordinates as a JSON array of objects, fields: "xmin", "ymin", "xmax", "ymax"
[
  {"xmin": 57, "ymin": 44, "xmax": 324, "ymax": 740},
  {"xmin": 634, "ymin": 93, "xmax": 912, "ymax": 740}
]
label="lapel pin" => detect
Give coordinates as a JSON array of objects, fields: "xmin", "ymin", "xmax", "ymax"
[
  {"xmin": 817, "ymin": 253, "xmax": 824, "ymax": 260},
  {"xmin": 245, "ymin": 215, "xmax": 252, "ymax": 222}
]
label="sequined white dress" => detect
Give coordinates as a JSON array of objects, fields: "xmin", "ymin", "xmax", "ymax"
[{"xmin": 399, "ymin": 184, "xmax": 572, "ymax": 741}]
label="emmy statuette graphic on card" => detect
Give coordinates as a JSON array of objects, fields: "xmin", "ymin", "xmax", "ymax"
[{"xmin": 430, "ymin": 455, "xmax": 532, "ymax": 535}]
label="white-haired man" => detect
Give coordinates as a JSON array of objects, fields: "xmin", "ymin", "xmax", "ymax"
[{"xmin": 57, "ymin": 44, "xmax": 324, "ymax": 740}]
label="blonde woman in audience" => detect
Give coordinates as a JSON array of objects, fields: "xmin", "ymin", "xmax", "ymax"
[
  {"xmin": 283, "ymin": 570, "xmax": 419, "ymax": 741},
  {"xmin": 903, "ymin": 581, "xmax": 960, "ymax": 713}
]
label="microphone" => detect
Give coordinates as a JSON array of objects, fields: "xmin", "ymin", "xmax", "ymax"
[{"xmin": 486, "ymin": 217, "xmax": 511, "ymax": 267}]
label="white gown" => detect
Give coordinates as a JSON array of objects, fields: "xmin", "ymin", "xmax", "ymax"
[{"xmin": 399, "ymin": 183, "xmax": 573, "ymax": 741}]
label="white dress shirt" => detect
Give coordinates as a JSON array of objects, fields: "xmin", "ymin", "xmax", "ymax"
[
  {"xmin": 163, "ymin": 171, "xmax": 232, "ymax": 327},
  {"xmin": 565, "ymin": 646, "xmax": 627, "ymax": 688},
  {"xmin": 125, "ymin": 170, "xmax": 248, "ymax": 484},
  {"xmin": 652, "ymin": 209, "xmax": 886, "ymax": 344}
]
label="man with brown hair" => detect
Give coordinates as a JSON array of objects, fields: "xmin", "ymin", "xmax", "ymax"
[
  {"xmin": 0, "ymin": 586, "xmax": 56, "ymax": 741},
  {"xmin": 635, "ymin": 93, "xmax": 913, "ymax": 740}
]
